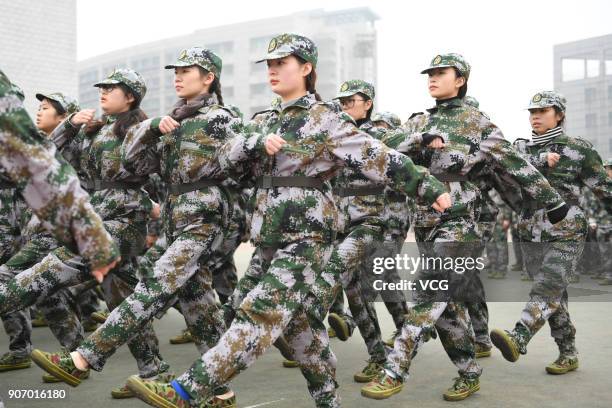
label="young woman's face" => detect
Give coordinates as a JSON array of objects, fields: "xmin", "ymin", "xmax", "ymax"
[
  {"xmin": 339, "ymin": 94, "xmax": 372, "ymax": 121},
  {"xmin": 267, "ymin": 56, "xmax": 310, "ymax": 99},
  {"xmin": 427, "ymin": 67, "xmax": 464, "ymax": 99},
  {"xmin": 35, "ymin": 99, "xmax": 65, "ymax": 135},
  {"xmin": 373, "ymin": 120, "xmax": 391, "ymax": 129},
  {"xmin": 99, "ymin": 85, "xmax": 133, "ymax": 115},
  {"xmin": 174, "ymin": 66, "xmax": 213, "ymax": 101},
  {"xmin": 529, "ymin": 107, "xmax": 563, "ymax": 135}
]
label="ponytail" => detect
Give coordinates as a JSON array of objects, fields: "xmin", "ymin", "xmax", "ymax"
[
  {"xmin": 197, "ymin": 66, "xmax": 224, "ymax": 106},
  {"xmin": 296, "ymin": 56, "xmax": 321, "ymax": 101}
]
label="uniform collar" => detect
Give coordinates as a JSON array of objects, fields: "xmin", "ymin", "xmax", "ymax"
[
  {"xmin": 427, "ymin": 96, "xmax": 463, "ymax": 113},
  {"xmin": 272, "ymin": 93, "xmax": 317, "ymax": 113}
]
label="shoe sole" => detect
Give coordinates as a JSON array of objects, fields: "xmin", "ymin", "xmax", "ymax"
[
  {"xmin": 327, "ymin": 313, "xmax": 350, "ymax": 341},
  {"xmin": 169, "ymin": 338, "xmax": 193, "ymax": 345},
  {"xmin": 361, "ymin": 384, "xmax": 403, "ymax": 399},
  {"xmin": 443, "ymin": 383, "xmax": 480, "ymax": 401},
  {"xmin": 354, "ymin": 373, "xmax": 378, "ymax": 383},
  {"xmin": 30, "ymin": 350, "xmax": 82, "ymax": 387},
  {"xmin": 0, "ymin": 362, "xmax": 31, "ymax": 372},
  {"xmin": 490, "ymin": 329, "xmax": 519, "ymax": 363},
  {"xmin": 475, "ymin": 351, "xmax": 491, "ymax": 358},
  {"xmin": 546, "ymin": 364, "xmax": 578, "ymax": 375},
  {"xmin": 282, "ymin": 360, "xmax": 299, "ymax": 368},
  {"xmin": 43, "ymin": 374, "xmax": 63, "ymax": 383},
  {"xmin": 111, "ymin": 390, "xmax": 135, "ymax": 399},
  {"xmin": 126, "ymin": 375, "xmax": 178, "ymax": 408}
]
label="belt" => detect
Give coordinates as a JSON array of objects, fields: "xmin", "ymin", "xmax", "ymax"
[
  {"xmin": 432, "ymin": 173, "xmax": 469, "ymax": 182},
  {"xmin": 81, "ymin": 180, "xmax": 143, "ymax": 191},
  {"xmin": 0, "ymin": 180, "xmax": 14, "ymax": 189},
  {"xmin": 256, "ymin": 176, "xmax": 323, "ymax": 189},
  {"xmin": 564, "ymin": 199, "xmax": 580, "ymax": 207},
  {"xmin": 166, "ymin": 179, "xmax": 221, "ymax": 195},
  {"xmin": 333, "ymin": 186, "xmax": 385, "ymax": 197}
]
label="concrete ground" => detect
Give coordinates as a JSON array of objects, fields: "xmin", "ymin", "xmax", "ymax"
[{"xmin": 1, "ymin": 242, "xmax": 611, "ymax": 408}]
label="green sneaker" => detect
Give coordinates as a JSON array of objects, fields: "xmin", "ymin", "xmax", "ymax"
[
  {"xmin": 0, "ymin": 352, "xmax": 31, "ymax": 372},
  {"xmin": 327, "ymin": 313, "xmax": 351, "ymax": 341},
  {"xmin": 113, "ymin": 372, "xmax": 175, "ymax": 399},
  {"xmin": 31, "ymin": 312, "xmax": 48, "ymax": 328},
  {"xmin": 90, "ymin": 310, "xmax": 109, "ymax": 324},
  {"xmin": 599, "ymin": 278, "xmax": 612, "ymax": 286},
  {"xmin": 443, "ymin": 376, "xmax": 480, "ymax": 401},
  {"xmin": 282, "ymin": 359, "xmax": 299, "ymax": 368},
  {"xmin": 327, "ymin": 327, "xmax": 336, "ymax": 338},
  {"xmin": 490, "ymin": 329, "xmax": 521, "ymax": 362},
  {"xmin": 475, "ymin": 343, "xmax": 492, "ymax": 358},
  {"xmin": 361, "ymin": 373, "xmax": 403, "ymax": 399},
  {"xmin": 354, "ymin": 360, "xmax": 384, "ymax": 383},
  {"xmin": 568, "ymin": 275, "xmax": 580, "ymax": 284},
  {"xmin": 126, "ymin": 375, "xmax": 236, "ymax": 408},
  {"xmin": 30, "ymin": 349, "xmax": 90, "ymax": 387},
  {"xmin": 169, "ymin": 329, "xmax": 194, "ymax": 345},
  {"xmin": 546, "ymin": 355, "xmax": 579, "ymax": 375}
]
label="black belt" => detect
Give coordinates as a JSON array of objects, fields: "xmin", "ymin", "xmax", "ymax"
[
  {"xmin": 0, "ymin": 180, "xmax": 14, "ymax": 189},
  {"xmin": 256, "ymin": 176, "xmax": 323, "ymax": 189},
  {"xmin": 386, "ymin": 191, "xmax": 407, "ymax": 203},
  {"xmin": 81, "ymin": 180, "xmax": 143, "ymax": 191},
  {"xmin": 564, "ymin": 199, "xmax": 580, "ymax": 207},
  {"xmin": 333, "ymin": 186, "xmax": 385, "ymax": 197},
  {"xmin": 166, "ymin": 179, "xmax": 221, "ymax": 195},
  {"xmin": 432, "ymin": 173, "xmax": 469, "ymax": 182}
]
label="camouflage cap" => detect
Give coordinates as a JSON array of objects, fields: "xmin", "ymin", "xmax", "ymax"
[
  {"xmin": 421, "ymin": 53, "xmax": 471, "ymax": 79},
  {"xmin": 526, "ymin": 90, "xmax": 566, "ymax": 112},
  {"xmin": 35, "ymin": 92, "xmax": 80, "ymax": 115},
  {"xmin": 165, "ymin": 47, "xmax": 223, "ymax": 78},
  {"xmin": 371, "ymin": 111, "xmax": 401, "ymax": 128},
  {"xmin": 94, "ymin": 68, "xmax": 147, "ymax": 100},
  {"xmin": 334, "ymin": 79, "xmax": 375, "ymax": 100},
  {"xmin": 256, "ymin": 34, "xmax": 318, "ymax": 67},
  {"xmin": 463, "ymin": 96, "xmax": 479, "ymax": 109}
]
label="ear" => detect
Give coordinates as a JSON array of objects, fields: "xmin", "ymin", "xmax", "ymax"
[
  {"xmin": 125, "ymin": 92, "xmax": 135, "ymax": 105},
  {"xmin": 301, "ymin": 62, "xmax": 313, "ymax": 77},
  {"xmin": 204, "ymin": 72, "xmax": 216, "ymax": 86},
  {"xmin": 455, "ymin": 76, "xmax": 466, "ymax": 88},
  {"xmin": 365, "ymin": 99, "xmax": 373, "ymax": 110}
]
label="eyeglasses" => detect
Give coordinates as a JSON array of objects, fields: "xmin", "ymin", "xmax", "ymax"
[
  {"xmin": 98, "ymin": 85, "xmax": 118, "ymax": 94},
  {"xmin": 339, "ymin": 98, "xmax": 366, "ymax": 108}
]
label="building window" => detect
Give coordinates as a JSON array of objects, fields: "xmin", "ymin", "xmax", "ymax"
[
  {"xmin": 250, "ymin": 62, "xmax": 266, "ymax": 74},
  {"xmin": 585, "ymin": 88, "xmax": 597, "ymax": 103},
  {"xmin": 206, "ymin": 41, "xmax": 234, "ymax": 54},
  {"xmin": 608, "ymin": 85, "xmax": 612, "ymax": 101},
  {"xmin": 585, "ymin": 113, "xmax": 598, "ymax": 129},
  {"xmin": 250, "ymin": 36, "xmax": 270, "ymax": 52},
  {"xmin": 224, "ymin": 64, "xmax": 234, "ymax": 77},
  {"xmin": 586, "ymin": 59, "xmax": 600, "ymax": 78},
  {"xmin": 562, "ymin": 58, "xmax": 584, "ymax": 81},
  {"xmin": 609, "ymin": 112, "xmax": 612, "ymax": 127},
  {"xmin": 606, "ymin": 59, "xmax": 612, "ymax": 76},
  {"xmin": 225, "ymin": 86, "xmax": 234, "ymax": 98}
]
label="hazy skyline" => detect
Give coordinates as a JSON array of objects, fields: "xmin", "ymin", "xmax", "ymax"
[{"xmin": 77, "ymin": 0, "xmax": 612, "ymax": 141}]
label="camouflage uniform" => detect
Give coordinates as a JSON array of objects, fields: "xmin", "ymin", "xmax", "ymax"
[
  {"xmin": 484, "ymin": 189, "xmax": 511, "ymax": 277},
  {"xmin": 1, "ymin": 69, "xmax": 168, "ymax": 378},
  {"xmin": 0, "ymin": 68, "xmax": 118, "ymax": 271},
  {"xmin": 156, "ymin": 34, "xmax": 447, "ymax": 408},
  {"xmin": 369, "ymin": 55, "xmax": 566, "ymax": 398},
  {"xmin": 593, "ymin": 159, "xmax": 612, "ymax": 283},
  {"xmin": 501, "ymin": 91, "xmax": 612, "ymax": 361},
  {"xmin": 72, "ymin": 50, "xmax": 238, "ymax": 389},
  {"xmin": 1, "ymin": 93, "xmax": 84, "ymax": 363}
]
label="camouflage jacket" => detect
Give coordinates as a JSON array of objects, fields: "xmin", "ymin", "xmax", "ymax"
[
  {"xmin": 217, "ymin": 93, "xmax": 446, "ymax": 247},
  {"xmin": 513, "ymin": 133, "xmax": 612, "ymax": 215},
  {"xmin": 53, "ymin": 114, "xmax": 152, "ymax": 224},
  {"xmin": 0, "ymin": 175, "xmax": 28, "ymax": 261},
  {"xmin": 122, "ymin": 94, "xmax": 242, "ymax": 239},
  {"xmin": 0, "ymin": 68, "xmax": 118, "ymax": 268},
  {"xmin": 385, "ymin": 98, "xmax": 564, "ymax": 228},
  {"xmin": 332, "ymin": 119, "xmax": 387, "ymax": 232}
]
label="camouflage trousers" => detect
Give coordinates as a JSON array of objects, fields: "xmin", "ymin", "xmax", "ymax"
[
  {"xmin": 485, "ymin": 222, "xmax": 509, "ymax": 274},
  {"xmin": 510, "ymin": 224, "xmax": 524, "ymax": 269},
  {"xmin": 0, "ymin": 220, "xmax": 169, "ymax": 378},
  {"xmin": 175, "ymin": 240, "xmax": 340, "ymax": 408},
  {"xmin": 0, "ymin": 233, "xmax": 86, "ymax": 357},
  {"xmin": 596, "ymin": 228, "xmax": 612, "ymax": 279},
  {"xmin": 76, "ymin": 220, "xmax": 228, "ymax": 373},
  {"xmin": 514, "ymin": 206, "xmax": 585, "ymax": 357},
  {"xmin": 385, "ymin": 221, "xmax": 483, "ymax": 381},
  {"xmin": 324, "ymin": 224, "xmax": 387, "ymax": 363}
]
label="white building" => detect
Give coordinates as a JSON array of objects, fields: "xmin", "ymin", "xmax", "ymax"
[
  {"xmin": 77, "ymin": 7, "xmax": 378, "ymax": 119},
  {"xmin": 0, "ymin": 0, "xmax": 77, "ymax": 116},
  {"xmin": 554, "ymin": 34, "xmax": 612, "ymax": 160}
]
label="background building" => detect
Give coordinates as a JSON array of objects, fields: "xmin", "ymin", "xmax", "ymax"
[
  {"xmin": 1, "ymin": 0, "xmax": 77, "ymax": 116},
  {"xmin": 554, "ymin": 34, "xmax": 612, "ymax": 160},
  {"xmin": 77, "ymin": 7, "xmax": 378, "ymax": 119}
]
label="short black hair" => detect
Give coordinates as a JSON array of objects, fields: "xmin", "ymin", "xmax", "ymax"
[
  {"xmin": 46, "ymin": 98, "xmax": 66, "ymax": 115},
  {"xmin": 453, "ymin": 68, "xmax": 468, "ymax": 99}
]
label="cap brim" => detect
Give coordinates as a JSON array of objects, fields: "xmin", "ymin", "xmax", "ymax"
[
  {"xmin": 420, "ymin": 64, "xmax": 454, "ymax": 74},
  {"xmin": 525, "ymin": 104, "xmax": 555, "ymax": 110},
  {"xmin": 93, "ymin": 79, "xmax": 121, "ymax": 87},
  {"xmin": 255, "ymin": 51, "xmax": 294, "ymax": 64},
  {"xmin": 35, "ymin": 93, "xmax": 50, "ymax": 102},
  {"xmin": 164, "ymin": 61, "xmax": 194, "ymax": 69},
  {"xmin": 333, "ymin": 91, "xmax": 359, "ymax": 99}
]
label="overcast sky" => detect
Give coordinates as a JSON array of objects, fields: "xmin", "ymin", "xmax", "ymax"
[{"xmin": 77, "ymin": 0, "xmax": 612, "ymax": 140}]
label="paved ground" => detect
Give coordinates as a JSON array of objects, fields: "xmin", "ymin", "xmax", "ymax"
[{"xmin": 1, "ymin": 242, "xmax": 611, "ymax": 408}]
